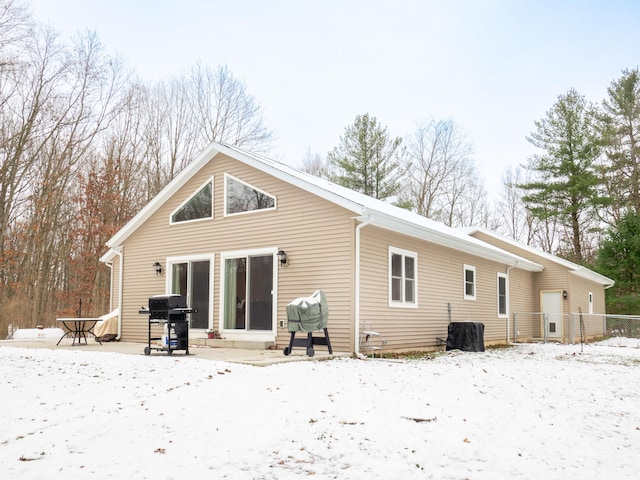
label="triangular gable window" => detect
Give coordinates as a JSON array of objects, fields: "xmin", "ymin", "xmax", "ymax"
[
  {"xmin": 225, "ymin": 174, "xmax": 276, "ymax": 215},
  {"xmin": 171, "ymin": 178, "xmax": 213, "ymax": 224}
]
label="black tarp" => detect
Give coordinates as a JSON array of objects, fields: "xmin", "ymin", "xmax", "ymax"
[{"xmin": 446, "ymin": 322, "xmax": 485, "ymax": 352}]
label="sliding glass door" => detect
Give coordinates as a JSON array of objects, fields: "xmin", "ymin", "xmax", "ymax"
[
  {"xmin": 223, "ymin": 253, "xmax": 273, "ymax": 331},
  {"xmin": 170, "ymin": 258, "xmax": 211, "ymax": 330}
]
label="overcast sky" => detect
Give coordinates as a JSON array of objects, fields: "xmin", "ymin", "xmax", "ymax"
[{"xmin": 28, "ymin": 0, "xmax": 640, "ymax": 196}]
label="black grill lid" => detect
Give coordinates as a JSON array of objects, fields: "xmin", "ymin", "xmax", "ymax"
[{"xmin": 148, "ymin": 294, "xmax": 187, "ymax": 311}]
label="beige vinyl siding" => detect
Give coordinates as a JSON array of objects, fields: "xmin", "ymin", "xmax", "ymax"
[
  {"xmin": 470, "ymin": 230, "xmax": 612, "ymax": 342},
  {"xmin": 568, "ymin": 274, "xmax": 607, "ymax": 339},
  {"xmin": 359, "ymin": 226, "xmax": 516, "ymax": 349},
  {"xmin": 118, "ymin": 153, "xmax": 355, "ymax": 351},
  {"xmin": 508, "ymin": 268, "xmax": 535, "ymax": 342},
  {"xmin": 470, "ymin": 232, "xmax": 570, "ymax": 314}
]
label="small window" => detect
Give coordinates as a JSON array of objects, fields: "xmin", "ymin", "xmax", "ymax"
[
  {"xmin": 497, "ymin": 273, "xmax": 508, "ymax": 317},
  {"xmin": 225, "ymin": 174, "xmax": 276, "ymax": 215},
  {"xmin": 464, "ymin": 265, "xmax": 476, "ymax": 300},
  {"xmin": 171, "ymin": 178, "xmax": 213, "ymax": 224},
  {"xmin": 588, "ymin": 292, "xmax": 593, "ymax": 314},
  {"xmin": 389, "ymin": 247, "xmax": 417, "ymax": 308}
]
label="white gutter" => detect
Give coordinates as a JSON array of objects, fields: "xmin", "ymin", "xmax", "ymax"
[{"xmin": 354, "ymin": 214, "xmax": 372, "ymax": 355}]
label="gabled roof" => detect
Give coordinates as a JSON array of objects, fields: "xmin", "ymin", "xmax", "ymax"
[
  {"xmin": 102, "ymin": 141, "xmax": 542, "ymax": 271},
  {"xmin": 462, "ymin": 226, "xmax": 615, "ymax": 288}
]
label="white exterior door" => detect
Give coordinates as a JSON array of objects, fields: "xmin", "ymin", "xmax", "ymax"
[{"xmin": 541, "ymin": 291, "xmax": 563, "ymax": 339}]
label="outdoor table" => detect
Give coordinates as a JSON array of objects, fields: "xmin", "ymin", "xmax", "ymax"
[{"xmin": 56, "ymin": 318, "xmax": 102, "ymax": 346}]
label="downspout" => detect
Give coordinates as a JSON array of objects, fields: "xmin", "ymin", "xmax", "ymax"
[
  {"xmin": 113, "ymin": 246, "xmax": 124, "ymax": 341},
  {"xmin": 506, "ymin": 263, "xmax": 516, "ymax": 344},
  {"xmin": 354, "ymin": 213, "xmax": 372, "ymax": 356}
]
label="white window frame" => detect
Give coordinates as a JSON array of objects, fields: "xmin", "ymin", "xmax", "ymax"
[
  {"xmin": 388, "ymin": 246, "xmax": 418, "ymax": 308},
  {"xmin": 169, "ymin": 176, "xmax": 214, "ymax": 225},
  {"xmin": 165, "ymin": 253, "xmax": 215, "ymax": 330},
  {"xmin": 223, "ymin": 173, "xmax": 277, "ymax": 217},
  {"xmin": 464, "ymin": 264, "xmax": 476, "ymax": 301},
  {"xmin": 218, "ymin": 247, "xmax": 279, "ymax": 341},
  {"xmin": 497, "ymin": 272, "xmax": 508, "ymax": 318},
  {"xmin": 588, "ymin": 292, "xmax": 594, "ymax": 314}
]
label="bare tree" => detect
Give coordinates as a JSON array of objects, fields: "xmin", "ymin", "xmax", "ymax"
[
  {"xmin": 402, "ymin": 118, "xmax": 488, "ymax": 227},
  {"xmin": 1, "ymin": 26, "xmax": 126, "ymax": 329},
  {"xmin": 138, "ymin": 63, "xmax": 275, "ymax": 188},
  {"xmin": 494, "ymin": 166, "xmax": 536, "ymax": 244},
  {"xmin": 299, "ymin": 148, "xmax": 331, "ymax": 179},
  {"xmin": 188, "ymin": 63, "xmax": 273, "ymax": 153},
  {"xmin": 0, "ymin": 3, "xmax": 276, "ymax": 336},
  {"xmin": 148, "ymin": 76, "xmax": 200, "ymax": 181},
  {"xmin": 0, "ymin": 0, "xmax": 30, "ymax": 67}
]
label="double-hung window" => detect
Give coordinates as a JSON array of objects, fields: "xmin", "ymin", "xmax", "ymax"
[
  {"xmin": 389, "ymin": 247, "xmax": 417, "ymax": 308},
  {"xmin": 464, "ymin": 264, "xmax": 476, "ymax": 300}
]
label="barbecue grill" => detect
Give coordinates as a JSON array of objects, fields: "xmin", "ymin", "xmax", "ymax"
[
  {"xmin": 283, "ymin": 290, "xmax": 332, "ymax": 357},
  {"xmin": 139, "ymin": 294, "xmax": 196, "ymax": 355}
]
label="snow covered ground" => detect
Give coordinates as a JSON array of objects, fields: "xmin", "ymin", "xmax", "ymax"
[{"xmin": 1, "ymin": 339, "xmax": 639, "ymax": 479}]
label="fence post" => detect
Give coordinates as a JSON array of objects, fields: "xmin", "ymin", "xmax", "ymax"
[
  {"xmin": 513, "ymin": 312, "xmax": 517, "ymax": 343},
  {"xmin": 570, "ymin": 313, "xmax": 574, "ymax": 345},
  {"xmin": 543, "ymin": 313, "xmax": 548, "ymax": 343}
]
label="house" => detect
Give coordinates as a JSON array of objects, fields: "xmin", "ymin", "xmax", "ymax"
[
  {"xmin": 100, "ymin": 142, "xmax": 614, "ymax": 353},
  {"xmin": 464, "ymin": 227, "xmax": 614, "ymax": 343}
]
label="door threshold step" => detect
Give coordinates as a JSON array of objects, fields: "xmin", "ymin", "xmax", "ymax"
[{"xmin": 192, "ymin": 338, "xmax": 274, "ymax": 350}]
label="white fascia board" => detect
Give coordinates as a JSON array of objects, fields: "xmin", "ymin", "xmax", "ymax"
[
  {"xmin": 215, "ymin": 143, "xmax": 365, "ymax": 215},
  {"xmin": 106, "ymin": 143, "xmax": 221, "ymax": 249},
  {"xmin": 372, "ymin": 213, "xmax": 543, "ymax": 271},
  {"xmin": 465, "ymin": 226, "xmax": 615, "ymax": 286},
  {"xmin": 570, "ymin": 268, "xmax": 616, "ymax": 288},
  {"xmin": 99, "ymin": 248, "xmax": 118, "ymax": 263},
  {"xmin": 104, "ymin": 141, "xmax": 364, "ymax": 252}
]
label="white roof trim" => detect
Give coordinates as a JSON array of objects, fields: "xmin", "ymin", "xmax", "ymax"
[
  {"xmin": 100, "ymin": 248, "xmax": 119, "ymax": 263},
  {"xmin": 463, "ymin": 226, "xmax": 615, "ymax": 287},
  {"xmin": 102, "ymin": 141, "xmax": 543, "ymax": 271},
  {"xmin": 106, "ymin": 143, "xmax": 222, "ymax": 248}
]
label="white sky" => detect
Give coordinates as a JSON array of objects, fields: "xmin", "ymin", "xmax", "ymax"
[{"xmin": 28, "ymin": 0, "xmax": 640, "ymax": 196}]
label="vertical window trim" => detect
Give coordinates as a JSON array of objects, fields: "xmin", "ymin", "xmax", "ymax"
[
  {"xmin": 464, "ymin": 264, "xmax": 476, "ymax": 301},
  {"xmin": 388, "ymin": 246, "xmax": 418, "ymax": 309},
  {"xmin": 588, "ymin": 292, "xmax": 594, "ymax": 314},
  {"xmin": 497, "ymin": 272, "xmax": 508, "ymax": 318}
]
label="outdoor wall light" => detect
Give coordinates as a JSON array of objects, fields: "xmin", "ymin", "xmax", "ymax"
[
  {"xmin": 277, "ymin": 250, "xmax": 288, "ymax": 266},
  {"xmin": 563, "ymin": 290, "xmax": 568, "ymax": 299},
  {"xmin": 153, "ymin": 261, "xmax": 163, "ymax": 275}
]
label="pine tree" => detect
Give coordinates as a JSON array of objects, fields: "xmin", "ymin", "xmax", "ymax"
[
  {"xmin": 596, "ymin": 211, "xmax": 640, "ymax": 313},
  {"xmin": 328, "ymin": 113, "xmax": 405, "ymax": 200},
  {"xmin": 601, "ymin": 68, "xmax": 640, "ymax": 216},
  {"xmin": 520, "ymin": 89, "xmax": 607, "ymax": 263}
]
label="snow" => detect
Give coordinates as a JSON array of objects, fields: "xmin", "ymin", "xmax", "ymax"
[
  {"xmin": 11, "ymin": 328, "xmax": 65, "ymax": 340},
  {"xmin": 1, "ymin": 340, "xmax": 639, "ymax": 479}
]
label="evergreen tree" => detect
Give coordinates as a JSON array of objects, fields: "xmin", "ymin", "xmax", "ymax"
[
  {"xmin": 519, "ymin": 89, "xmax": 606, "ymax": 263},
  {"xmin": 328, "ymin": 113, "xmax": 405, "ymax": 200},
  {"xmin": 601, "ymin": 68, "xmax": 640, "ymax": 217},
  {"xmin": 596, "ymin": 211, "xmax": 640, "ymax": 313}
]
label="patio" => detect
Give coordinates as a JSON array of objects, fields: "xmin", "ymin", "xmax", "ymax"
[{"xmin": 0, "ymin": 337, "xmax": 347, "ymax": 366}]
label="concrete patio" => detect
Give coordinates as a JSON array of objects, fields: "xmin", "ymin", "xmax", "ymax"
[{"xmin": 0, "ymin": 337, "xmax": 349, "ymax": 366}]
